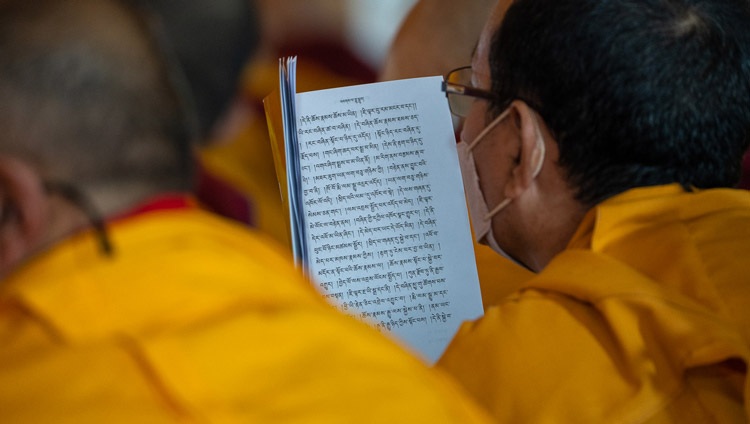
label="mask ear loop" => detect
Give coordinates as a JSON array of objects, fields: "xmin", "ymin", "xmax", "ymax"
[
  {"xmin": 484, "ymin": 197, "xmax": 511, "ymax": 220},
  {"xmin": 483, "ymin": 111, "xmax": 546, "ymax": 220},
  {"xmin": 470, "ymin": 108, "xmax": 514, "ymax": 220},
  {"xmin": 467, "ymin": 108, "xmax": 513, "ymax": 151},
  {"xmin": 42, "ymin": 181, "xmax": 114, "ymax": 257}
]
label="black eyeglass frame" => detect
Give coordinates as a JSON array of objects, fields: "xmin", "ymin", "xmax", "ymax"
[
  {"xmin": 43, "ymin": 181, "xmax": 114, "ymax": 256},
  {"xmin": 441, "ymin": 66, "xmax": 497, "ymax": 118}
]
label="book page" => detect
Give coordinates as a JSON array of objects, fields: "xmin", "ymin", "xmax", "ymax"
[{"xmin": 294, "ymin": 76, "xmax": 483, "ymax": 363}]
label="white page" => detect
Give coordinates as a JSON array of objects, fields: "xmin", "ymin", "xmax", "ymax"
[{"xmin": 293, "ymin": 76, "xmax": 484, "ymax": 363}]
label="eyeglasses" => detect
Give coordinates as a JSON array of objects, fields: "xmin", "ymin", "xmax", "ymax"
[
  {"xmin": 441, "ymin": 66, "xmax": 496, "ymax": 118},
  {"xmin": 43, "ymin": 180, "xmax": 114, "ymax": 256}
]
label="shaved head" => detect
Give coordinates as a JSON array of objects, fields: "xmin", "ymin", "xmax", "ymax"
[{"xmin": 0, "ymin": 0, "xmax": 192, "ymax": 213}]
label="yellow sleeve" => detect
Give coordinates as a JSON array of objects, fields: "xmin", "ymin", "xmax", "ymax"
[
  {"xmin": 437, "ymin": 290, "xmax": 666, "ymax": 423},
  {"xmin": 135, "ymin": 300, "xmax": 492, "ymax": 423}
]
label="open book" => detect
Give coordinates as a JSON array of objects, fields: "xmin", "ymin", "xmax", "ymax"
[{"xmin": 264, "ymin": 57, "xmax": 483, "ymax": 363}]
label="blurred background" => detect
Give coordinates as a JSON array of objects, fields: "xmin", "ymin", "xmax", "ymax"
[
  {"xmin": 191, "ymin": 0, "xmax": 421, "ymax": 250},
  {"xmin": 255, "ymin": 0, "xmax": 418, "ymax": 71}
]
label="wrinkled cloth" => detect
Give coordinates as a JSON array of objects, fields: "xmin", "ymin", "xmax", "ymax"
[
  {"xmin": 0, "ymin": 203, "xmax": 491, "ymax": 423},
  {"xmin": 439, "ymin": 184, "xmax": 750, "ymax": 422}
]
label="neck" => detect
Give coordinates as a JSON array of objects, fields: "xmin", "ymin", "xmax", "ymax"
[
  {"xmin": 85, "ymin": 181, "xmax": 173, "ymax": 217},
  {"xmin": 497, "ymin": 178, "xmax": 589, "ymax": 273},
  {"xmin": 528, "ymin": 199, "xmax": 589, "ymax": 272}
]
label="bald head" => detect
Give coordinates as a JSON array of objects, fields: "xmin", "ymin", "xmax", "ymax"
[{"xmin": 0, "ymin": 0, "xmax": 192, "ymax": 214}]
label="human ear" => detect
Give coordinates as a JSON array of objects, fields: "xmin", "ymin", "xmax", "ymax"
[
  {"xmin": 0, "ymin": 156, "xmax": 47, "ymax": 272},
  {"xmin": 504, "ymin": 101, "xmax": 547, "ymax": 199}
]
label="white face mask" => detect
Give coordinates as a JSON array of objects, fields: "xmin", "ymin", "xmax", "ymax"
[{"xmin": 457, "ymin": 107, "xmax": 545, "ymax": 264}]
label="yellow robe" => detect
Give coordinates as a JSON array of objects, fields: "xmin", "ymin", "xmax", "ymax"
[
  {"xmin": 438, "ymin": 184, "xmax": 750, "ymax": 422},
  {"xmin": 0, "ymin": 204, "xmax": 491, "ymax": 423}
]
